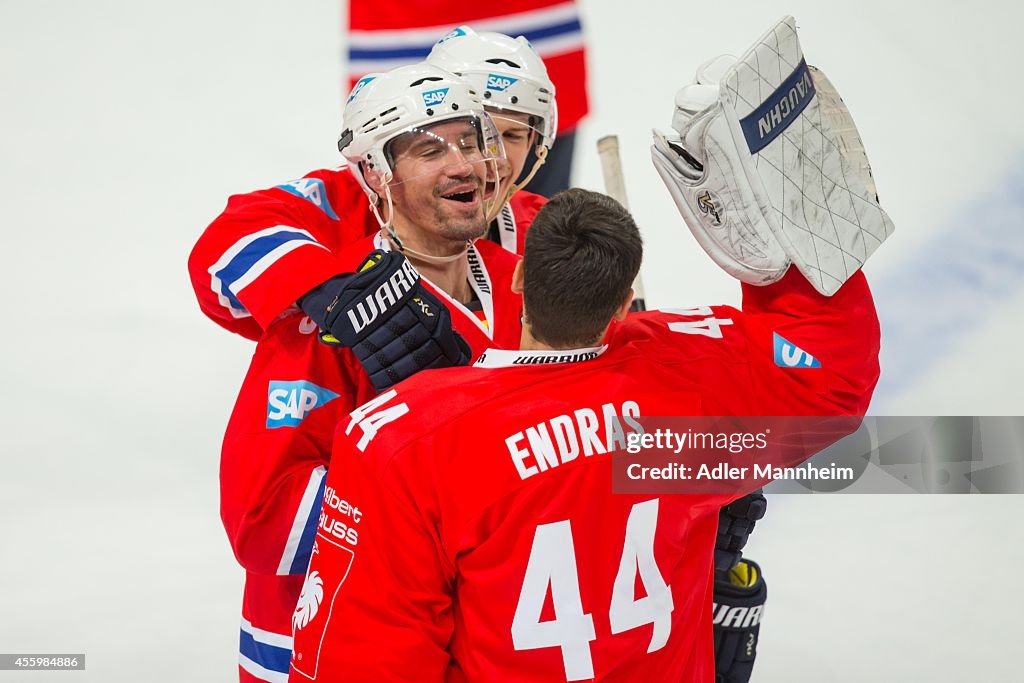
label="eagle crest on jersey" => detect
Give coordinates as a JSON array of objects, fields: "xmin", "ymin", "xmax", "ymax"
[
  {"xmin": 652, "ymin": 16, "xmax": 894, "ymax": 296},
  {"xmin": 293, "ymin": 569, "xmax": 324, "ymax": 632}
]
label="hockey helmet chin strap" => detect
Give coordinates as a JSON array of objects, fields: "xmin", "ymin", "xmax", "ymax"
[
  {"xmin": 386, "ymin": 228, "xmax": 471, "ymax": 266},
  {"xmin": 486, "ymin": 140, "xmax": 548, "ymax": 223},
  {"xmin": 371, "ymin": 181, "xmax": 471, "ymax": 266}
]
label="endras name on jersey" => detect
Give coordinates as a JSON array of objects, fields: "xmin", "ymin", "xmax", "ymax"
[{"xmin": 506, "ymin": 401, "xmax": 643, "ymax": 480}]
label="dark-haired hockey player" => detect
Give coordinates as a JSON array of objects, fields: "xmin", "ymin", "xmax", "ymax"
[{"xmin": 292, "ymin": 16, "xmax": 893, "ymax": 682}]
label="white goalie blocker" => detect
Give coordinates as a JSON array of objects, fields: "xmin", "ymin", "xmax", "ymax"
[{"xmin": 651, "ymin": 16, "xmax": 894, "ymax": 296}]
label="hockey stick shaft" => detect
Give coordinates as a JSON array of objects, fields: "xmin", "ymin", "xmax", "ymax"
[{"xmin": 597, "ymin": 135, "xmax": 647, "ymax": 311}]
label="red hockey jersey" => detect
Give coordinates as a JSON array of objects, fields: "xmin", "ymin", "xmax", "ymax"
[
  {"xmin": 224, "ymin": 313, "xmax": 374, "ymax": 683},
  {"xmin": 188, "ymin": 166, "xmax": 545, "ymax": 340},
  {"xmin": 222, "ymin": 236, "xmax": 523, "ymax": 682},
  {"xmin": 290, "ymin": 269, "xmax": 880, "ymax": 682},
  {"xmin": 347, "ymin": 1, "xmax": 589, "ymax": 133}
]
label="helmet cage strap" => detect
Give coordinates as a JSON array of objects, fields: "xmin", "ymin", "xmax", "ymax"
[{"xmin": 487, "ymin": 144, "xmax": 548, "ymax": 221}]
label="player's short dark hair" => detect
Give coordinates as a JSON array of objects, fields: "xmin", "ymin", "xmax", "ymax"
[{"xmin": 523, "ymin": 188, "xmax": 643, "ymax": 347}]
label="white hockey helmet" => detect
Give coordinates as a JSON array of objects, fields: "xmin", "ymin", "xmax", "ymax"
[
  {"xmin": 338, "ymin": 63, "xmax": 504, "ymax": 206},
  {"xmin": 427, "ymin": 26, "xmax": 557, "ymax": 152}
]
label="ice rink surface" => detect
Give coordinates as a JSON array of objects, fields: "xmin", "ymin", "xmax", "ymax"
[{"xmin": 2, "ymin": 0, "xmax": 1022, "ymax": 680}]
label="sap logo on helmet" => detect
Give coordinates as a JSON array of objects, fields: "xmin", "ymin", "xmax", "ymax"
[
  {"xmin": 267, "ymin": 380, "xmax": 340, "ymax": 428},
  {"xmin": 486, "ymin": 74, "xmax": 518, "ymax": 92},
  {"xmin": 438, "ymin": 27, "xmax": 467, "ymax": 44},
  {"xmin": 773, "ymin": 332, "xmax": 821, "ymax": 368},
  {"xmin": 422, "ymin": 87, "xmax": 450, "ymax": 107},
  {"xmin": 347, "ymin": 75, "xmax": 376, "ymax": 104}
]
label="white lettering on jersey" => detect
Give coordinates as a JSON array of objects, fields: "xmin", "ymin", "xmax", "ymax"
[
  {"xmin": 268, "ymin": 388, "xmax": 318, "ymax": 420},
  {"xmin": 345, "ymin": 390, "xmax": 410, "ymax": 451},
  {"xmin": 266, "ymin": 380, "xmax": 339, "ymax": 428},
  {"xmin": 318, "ymin": 485, "xmax": 363, "ymax": 547},
  {"xmin": 506, "ymin": 401, "xmax": 642, "ymax": 480},
  {"xmin": 665, "ymin": 306, "xmax": 734, "ymax": 339},
  {"xmin": 512, "ymin": 499, "xmax": 672, "ymax": 680}
]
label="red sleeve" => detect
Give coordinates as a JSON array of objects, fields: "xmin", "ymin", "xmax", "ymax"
[
  {"xmin": 188, "ymin": 168, "xmax": 377, "ymax": 339},
  {"xmin": 290, "ymin": 390, "xmax": 452, "ymax": 682},
  {"xmin": 220, "ymin": 313, "xmax": 376, "ymax": 577},
  {"xmin": 620, "ymin": 268, "xmax": 880, "ymax": 416},
  {"xmin": 737, "ymin": 267, "xmax": 880, "ymax": 416}
]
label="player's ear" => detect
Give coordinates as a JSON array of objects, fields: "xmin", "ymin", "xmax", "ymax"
[
  {"xmin": 613, "ymin": 288, "xmax": 634, "ymax": 321},
  {"xmin": 365, "ymin": 167, "xmax": 387, "ymax": 195},
  {"xmin": 511, "ymin": 259, "xmax": 524, "ymax": 295}
]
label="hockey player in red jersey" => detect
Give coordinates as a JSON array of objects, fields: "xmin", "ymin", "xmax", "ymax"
[
  {"xmin": 222, "ymin": 64, "xmax": 534, "ymax": 683},
  {"xmin": 292, "ymin": 18, "xmax": 895, "ymax": 681},
  {"xmin": 290, "ymin": 188, "xmax": 882, "ymax": 682},
  {"xmin": 202, "ymin": 30, "xmax": 558, "ymax": 682},
  {"xmin": 188, "ymin": 27, "xmax": 557, "ymax": 342}
]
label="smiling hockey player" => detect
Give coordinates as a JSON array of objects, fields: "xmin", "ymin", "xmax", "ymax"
[
  {"xmin": 188, "ymin": 27, "xmax": 557, "ymax": 347},
  {"xmin": 194, "ymin": 27, "xmax": 559, "ymax": 683},
  {"xmin": 220, "ymin": 64, "xmax": 531, "ymax": 683}
]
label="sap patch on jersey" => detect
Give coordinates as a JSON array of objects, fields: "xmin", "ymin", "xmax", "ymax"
[{"xmin": 266, "ymin": 380, "xmax": 340, "ymax": 428}]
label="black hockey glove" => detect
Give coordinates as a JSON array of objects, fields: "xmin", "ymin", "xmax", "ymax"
[
  {"xmin": 714, "ymin": 489, "xmax": 767, "ymax": 572},
  {"xmin": 299, "ymin": 250, "xmax": 471, "ymax": 393},
  {"xmin": 713, "ymin": 558, "xmax": 767, "ymax": 683}
]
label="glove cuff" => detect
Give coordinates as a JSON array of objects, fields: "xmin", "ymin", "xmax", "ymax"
[
  {"xmin": 714, "ymin": 559, "xmax": 766, "ymax": 609},
  {"xmin": 299, "ymin": 273, "xmax": 354, "ymax": 333},
  {"xmin": 715, "ymin": 490, "xmax": 767, "ymax": 571},
  {"xmin": 713, "ymin": 558, "xmax": 766, "ymax": 683}
]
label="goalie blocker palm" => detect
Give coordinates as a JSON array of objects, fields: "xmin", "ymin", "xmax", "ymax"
[
  {"xmin": 652, "ymin": 15, "xmax": 894, "ymax": 296},
  {"xmin": 300, "ymin": 250, "xmax": 471, "ymax": 392}
]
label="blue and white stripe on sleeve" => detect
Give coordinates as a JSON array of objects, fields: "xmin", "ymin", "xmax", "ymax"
[
  {"xmin": 239, "ymin": 618, "xmax": 291, "ymax": 683},
  {"xmin": 207, "ymin": 226, "xmax": 329, "ymax": 318},
  {"xmin": 277, "ymin": 466, "xmax": 327, "ymax": 576}
]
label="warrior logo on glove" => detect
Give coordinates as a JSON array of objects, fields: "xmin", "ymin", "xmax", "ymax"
[
  {"xmin": 332, "ymin": 252, "xmax": 420, "ymax": 339},
  {"xmin": 300, "ymin": 250, "xmax": 472, "ymax": 393}
]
